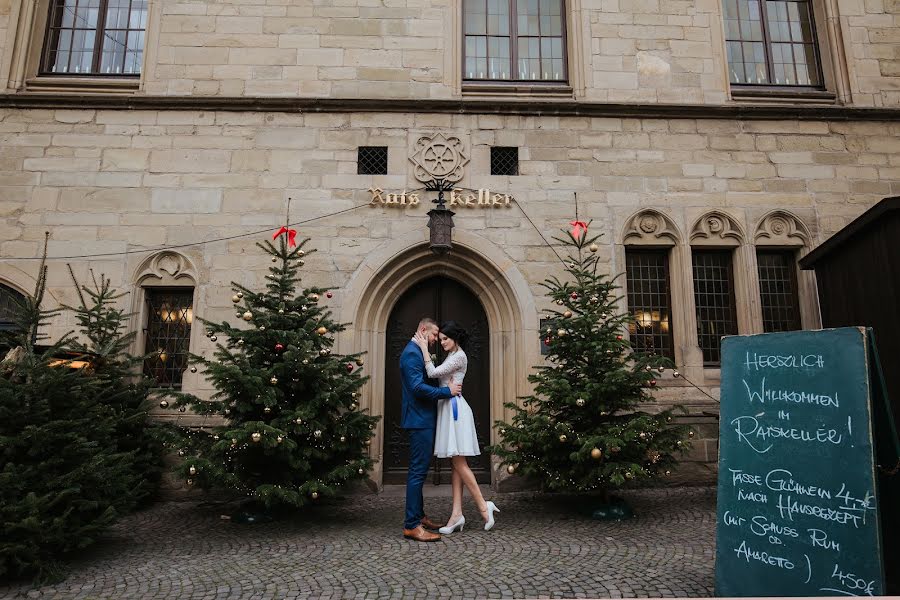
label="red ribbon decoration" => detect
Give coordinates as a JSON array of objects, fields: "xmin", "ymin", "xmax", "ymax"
[
  {"xmin": 570, "ymin": 220, "xmax": 588, "ymax": 239},
  {"xmin": 273, "ymin": 226, "xmax": 297, "ymax": 247}
]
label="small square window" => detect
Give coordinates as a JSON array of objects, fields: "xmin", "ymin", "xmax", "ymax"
[
  {"xmin": 358, "ymin": 146, "xmax": 388, "ymax": 175},
  {"xmin": 491, "ymin": 147, "xmax": 518, "ymax": 176}
]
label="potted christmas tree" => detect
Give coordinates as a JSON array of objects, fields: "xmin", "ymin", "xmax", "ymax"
[
  {"xmin": 169, "ymin": 231, "xmax": 379, "ymax": 513},
  {"xmin": 491, "ymin": 224, "xmax": 690, "ymax": 518}
]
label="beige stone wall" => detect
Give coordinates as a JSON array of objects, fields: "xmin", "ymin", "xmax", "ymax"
[
  {"xmin": 0, "ymin": 0, "xmax": 898, "ymax": 105},
  {"xmin": 2, "ymin": 107, "xmax": 899, "ymax": 482},
  {"xmin": 840, "ymin": 0, "xmax": 900, "ymax": 105}
]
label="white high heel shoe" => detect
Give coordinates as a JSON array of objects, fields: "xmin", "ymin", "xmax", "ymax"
[
  {"xmin": 483, "ymin": 501, "xmax": 500, "ymax": 531},
  {"xmin": 439, "ymin": 515, "xmax": 465, "ymax": 535}
]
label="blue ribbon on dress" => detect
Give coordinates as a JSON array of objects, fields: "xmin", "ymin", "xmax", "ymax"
[{"xmin": 451, "ymin": 396, "xmax": 459, "ymax": 421}]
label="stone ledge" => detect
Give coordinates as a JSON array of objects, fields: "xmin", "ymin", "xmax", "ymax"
[{"xmin": 2, "ymin": 93, "xmax": 900, "ymax": 121}]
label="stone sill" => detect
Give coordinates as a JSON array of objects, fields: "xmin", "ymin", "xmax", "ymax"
[
  {"xmin": 461, "ymin": 81, "xmax": 574, "ymax": 98},
  {"xmin": 25, "ymin": 75, "xmax": 139, "ymax": 94},
  {"xmin": 730, "ymin": 86, "xmax": 837, "ymax": 105}
]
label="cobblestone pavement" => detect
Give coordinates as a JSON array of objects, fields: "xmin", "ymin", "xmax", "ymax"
[{"xmin": 1, "ymin": 486, "xmax": 716, "ymax": 599}]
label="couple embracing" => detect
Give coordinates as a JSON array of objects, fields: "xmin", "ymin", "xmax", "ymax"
[{"xmin": 399, "ymin": 318, "xmax": 500, "ymax": 542}]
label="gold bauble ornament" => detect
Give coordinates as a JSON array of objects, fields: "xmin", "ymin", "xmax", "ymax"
[
  {"xmin": 673, "ymin": 370, "xmax": 680, "ymax": 378},
  {"xmin": 507, "ymin": 464, "xmax": 516, "ymax": 475},
  {"xmin": 263, "ymin": 407, "xmax": 271, "ymax": 414},
  {"xmin": 639, "ymin": 432, "xmax": 647, "ymax": 439},
  {"xmin": 314, "ymin": 430, "xmax": 322, "ymax": 438},
  {"xmin": 355, "ymin": 358, "xmax": 364, "ymax": 367},
  {"xmin": 270, "ymin": 376, "xmax": 278, "ymax": 385},
  {"xmin": 319, "ymin": 349, "xmax": 329, "ymax": 356},
  {"xmin": 688, "ymin": 430, "xmax": 695, "ymax": 438},
  {"xmin": 251, "ymin": 432, "xmax": 262, "ymax": 442},
  {"xmin": 340, "ymin": 436, "xmax": 346, "ymax": 443},
  {"xmin": 589, "ymin": 243, "xmax": 599, "ymax": 252},
  {"xmin": 231, "ymin": 438, "xmax": 238, "ymax": 445},
  {"xmin": 278, "ymin": 309, "xmax": 284, "ymax": 314},
  {"xmin": 295, "ymin": 417, "xmax": 303, "ymax": 425},
  {"xmin": 351, "ymin": 392, "xmax": 359, "ymax": 398},
  {"xmin": 556, "ymin": 299, "xmax": 564, "ymax": 305},
  {"xmin": 159, "ymin": 400, "xmax": 169, "ymax": 409},
  {"xmin": 349, "ymin": 402, "xmax": 357, "ymax": 411},
  {"xmin": 311, "ymin": 492, "xmax": 319, "ymax": 500},
  {"xmin": 237, "ymin": 292, "xmax": 243, "ymax": 299},
  {"xmin": 232, "ymin": 295, "xmax": 240, "ymax": 303},
  {"xmin": 358, "ymin": 468, "xmax": 364, "ymax": 475},
  {"xmin": 276, "ymin": 436, "xmax": 283, "ymax": 443},
  {"xmin": 591, "ymin": 447, "xmax": 602, "ymax": 460},
  {"xmin": 177, "ymin": 449, "xmax": 185, "ymax": 457},
  {"xmin": 557, "ymin": 329, "xmax": 566, "ymax": 337},
  {"xmin": 665, "ymin": 470, "xmax": 672, "ymax": 476},
  {"xmin": 499, "ymin": 428, "xmax": 506, "ymax": 436},
  {"xmin": 302, "ymin": 359, "xmax": 309, "ymax": 364},
  {"xmin": 209, "ymin": 336, "xmax": 217, "ymax": 342},
  {"xmin": 242, "ymin": 311, "xmax": 253, "ymax": 321},
  {"xmin": 187, "ymin": 478, "xmax": 194, "ymax": 486},
  {"xmin": 309, "ymin": 294, "xmax": 319, "ymax": 302},
  {"xmin": 213, "ymin": 435, "xmax": 219, "ymax": 441},
  {"xmin": 158, "ymin": 350, "xmax": 168, "ymax": 362},
  {"xmin": 238, "ymin": 339, "xmax": 244, "ymax": 345},
  {"xmin": 188, "ymin": 466, "xmax": 197, "ymax": 475},
  {"xmin": 316, "ymin": 326, "xmax": 328, "ymax": 335},
  {"xmin": 559, "ymin": 434, "xmax": 567, "ymax": 443},
  {"xmin": 259, "ymin": 326, "xmax": 265, "ymax": 331},
  {"xmin": 625, "ymin": 472, "xmax": 634, "ymax": 480},
  {"xmin": 190, "ymin": 366, "xmax": 197, "ymax": 373},
  {"xmin": 563, "ymin": 310, "xmax": 572, "ymax": 318},
  {"xmin": 576, "ymin": 398, "xmax": 585, "ymax": 407},
  {"xmin": 298, "ymin": 250, "xmax": 305, "ymax": 257},
  {"xmin": 271, "ymin": 256, "xmax": 277, "ymax": 263}
]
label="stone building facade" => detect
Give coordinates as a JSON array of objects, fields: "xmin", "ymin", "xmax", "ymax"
[{"xmin": 1, "ymin": 0, "xmax": 898, "ymax": 486}]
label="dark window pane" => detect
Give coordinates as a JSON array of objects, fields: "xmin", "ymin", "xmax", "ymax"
[
  {"xmin": 0, "ymin": 284, "xmax": 26, "ymax": 333},
  {"xmin": 626, "ymin": 250, "xmax": 675, "ymax": 361},
  {"xmin": 358, "ymin": 146, "xmax": 388, "ymax": 175},
  {"xmin": 692, "ymin": 250, "xmax": 738, "ymax": 366},
  {"xmin": 143, "ymin": 289, "xmax": 193, "ymax": 389},
  {"xmin": 490, "ymin": 146, "xmax": 518, "ymax": 175},
  {"xmin": 757, "ymin": 250, "xmax": 801, "ymax": 333}
]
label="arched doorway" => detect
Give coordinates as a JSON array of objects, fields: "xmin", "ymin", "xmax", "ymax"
[{"xmin": 382, "ymin": 276, "xmax": 491, "ymax": 484}]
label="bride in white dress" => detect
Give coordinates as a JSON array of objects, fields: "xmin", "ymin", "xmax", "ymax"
[{"xmin": 414, "ymin": 321, "xmax": 499, "ymax": 534}]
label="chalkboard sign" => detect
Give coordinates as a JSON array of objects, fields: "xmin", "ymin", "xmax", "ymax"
[{"xmin": 715, "ymin": 327, "xmax": 885, "ymax": 597}]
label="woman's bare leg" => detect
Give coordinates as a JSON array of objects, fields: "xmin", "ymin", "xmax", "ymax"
[
  {"xmin": 451, "ymin": 456, "xmax": 488, "ymax": 519},
  {"xmin": 447, "ymin": 463, "xmax": 464, "ymax": 526}
]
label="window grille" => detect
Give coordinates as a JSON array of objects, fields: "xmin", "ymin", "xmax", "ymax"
[
  {"xmin": 143, "ymin": 289, "xmax": 193, "ymax": 388},
  {"xmin": 491, "ymin": 147, "xmax": 519, "ymax": 176},
  {"xmin": 357, "ymin": 146, "xmax": 388, "ymax": 175},
  {"xmin": 692, "ymin": 250, "xmax": 738, "ymax": 366},
  {"xmin": 42, "ymin": 0, "xmax": 147, "ymax": 76},
  {"xmin": 464, "ymin": 0, "xmax": 566, "ymax": 82},
  {"xmin": 723, "ymin": 0, "xmax": 822, "ymax": 87},
  {"xmin": 625, "ymin": 250, "xmax": 675, "ymax": 360},
  {"xmin": 758, "ymin": 250, "xmax": 801, "ymax": 332}
]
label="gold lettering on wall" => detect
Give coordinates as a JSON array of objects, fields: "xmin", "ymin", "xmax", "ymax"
[{"xmin": 370, "ymin": 188, "xmax": 512, "ymax": 209}]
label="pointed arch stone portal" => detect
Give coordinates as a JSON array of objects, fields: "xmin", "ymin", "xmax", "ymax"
[{"xmin": 336, "ymin": 229, "xmax": 538, "ymax": 488}]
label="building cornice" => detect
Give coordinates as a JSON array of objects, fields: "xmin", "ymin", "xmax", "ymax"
[{"xmin": 1, "ymin": 93, "xmax": 900, "ymax": 121}]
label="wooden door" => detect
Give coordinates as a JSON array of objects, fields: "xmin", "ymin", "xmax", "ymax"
[{"xmin": 382, "ymin": 276, "xmax": 491, "ymax": 484}]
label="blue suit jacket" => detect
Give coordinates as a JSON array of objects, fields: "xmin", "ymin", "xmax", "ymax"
[{"xmin": 400, "ymin": 340, "xmax": 452, "ymax": 429}]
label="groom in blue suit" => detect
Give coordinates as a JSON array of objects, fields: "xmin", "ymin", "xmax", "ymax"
[{"xmin": 400, "ymin": 317, "xmax": 462, "ymax": 542}]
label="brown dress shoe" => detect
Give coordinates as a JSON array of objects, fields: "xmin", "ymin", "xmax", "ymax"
[
  {"xmin": 403, "ymin": 525, "xmax": 441, "ymax": 542},
  {"xmin": 420, "ymin": 516, "xmax": 442, "ymax": 531}
]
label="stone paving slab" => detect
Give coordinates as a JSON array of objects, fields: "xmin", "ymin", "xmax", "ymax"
[{"xmin": 0, "ymin": 486, "xmax": 716, "ymax": 599}]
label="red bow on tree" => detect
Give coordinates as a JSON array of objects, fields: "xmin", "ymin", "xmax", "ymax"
[
  {"xmin": 273, "ymin": 226, "xmax": 297, "ymax": 247},
  {"xmin": 570, "ymin": 220, "xmax": 588, "ymax": 239}
]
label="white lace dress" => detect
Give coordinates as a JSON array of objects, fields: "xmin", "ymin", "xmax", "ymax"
[{"xmin": 426, "ymin": 349, "xmax": 481, "ymax": 458}]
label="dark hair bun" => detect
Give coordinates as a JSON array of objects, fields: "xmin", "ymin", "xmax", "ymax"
[{"xmin": 439, "ymin": 320, "xmax": 470, "ymax": 350}]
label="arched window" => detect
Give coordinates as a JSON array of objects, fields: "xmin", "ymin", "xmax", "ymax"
[{"xmin": 0, "ymin": 283, "xmax": 27, "ymax": 333}]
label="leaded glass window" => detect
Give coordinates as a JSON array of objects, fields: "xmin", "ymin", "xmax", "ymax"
[
  {"xmin": 758, "ymin": 250, "xmax": 802, "ymax": 332},
  {"xmin": 626, "ymin": 250, "xmax": 675, "ymax": 361},
  {"xmin": 692, "ymin": 250, "xmax": 738, "ymax": 366},
  {"xmin": 143, "ymin": 289, "xmax": 193, "ymax": 388}
]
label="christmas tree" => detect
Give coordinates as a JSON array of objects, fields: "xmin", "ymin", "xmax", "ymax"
[
  {"xmin": 0, "ymin": 246, "xmax": 136, "ymax": 583},
  {"xmin": 491, "ymin": 224, "xmax": 690, "ymax": 493},
  {"xmin": 65, "ymin": 268, "xmax": 164, "ymax": 506},
  {"xmin": 169, "ymin": 232, "xmax": 379, "ymax": 509}
]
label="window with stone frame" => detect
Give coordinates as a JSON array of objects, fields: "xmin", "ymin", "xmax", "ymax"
[
  {"xmin": 757, "ymin": 249, "xmax": 802, "ymax": 332},
  {"xmin": 142, "ymin": 288, "xmax": 193, "ymax": 389},
  {"xmin": 723, "ymin": 0, "xmax": 823, "ymax": 88},
  {"xmin": 463, "ymin": 0, "xmax": 567, "ymax": 83},
  {"xmin": 40, "ymin": 0, "xmax": 147, "ymax": 76},
  {"xmin": 625, "ymin": 249, "xmax": 675, "ymax": 361},
  {"xmin": 0, "ymin": 284, "xmax": 26, "ymax": 332},
  {"xmin": 692, "ymin": 250, "xmax": 738, "ymax": 366}
]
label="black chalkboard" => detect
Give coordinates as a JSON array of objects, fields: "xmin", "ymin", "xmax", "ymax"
[{"xmin": 715, "ymin": 327, "xmax": 886, "ymax": 597}]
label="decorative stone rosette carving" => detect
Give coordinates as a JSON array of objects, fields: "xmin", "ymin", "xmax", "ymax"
[
  {"xmin": 690, "ymin": 211, "xmax": 744, "ymax": 246},
  {"xmin": 623, "ymin": 209, "xmax": 680, "ymax": 246},
  {"xmin": 409, "ymin": 133, "xmax": 469, "ymax": 184},
  {"xmin": 754, "ymin": 211, "xmax": 810, "ymax": 247}
]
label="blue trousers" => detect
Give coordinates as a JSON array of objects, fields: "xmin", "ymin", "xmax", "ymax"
[{"xmin": 404, "ymin": 427, "xmax": 435, "ymax": 530}]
